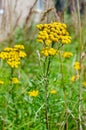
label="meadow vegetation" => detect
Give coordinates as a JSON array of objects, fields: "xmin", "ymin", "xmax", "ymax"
[{"xmin": 0, "ymin": 1, "xmax": 86, "ymax": 130}]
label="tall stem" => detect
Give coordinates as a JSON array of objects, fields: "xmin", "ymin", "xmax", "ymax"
[
  {"xmin": 10, "ymin": 68, "xmax": 18, "ymax": 124},
  {"xmin": 76, "ymin": 0, "xmax": 82, "ymax": 129},
  {"xmin": 11, "ymin": 68, "xmax": 15, "ymax": 102},
  {"xmin": 44, "ymin": 56, "xmax": 51, "ymax": 130},
  {"xmin": 59, "ymin": 52, "xmax": 68, "ymax": 130}
]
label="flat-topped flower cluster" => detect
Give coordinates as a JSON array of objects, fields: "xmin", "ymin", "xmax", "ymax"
[
  {"xmin": 0, "ymin": 45, "xmax": 26, "ymax": 68},
  {"xmin": 36, "ymin": 22, "xmax": 71, "ymax": 56}
]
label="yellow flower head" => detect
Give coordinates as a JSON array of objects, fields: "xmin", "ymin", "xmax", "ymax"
[
  {"xmin": 11, "ymin": 77, "xmax": 19, "ymax": 84},
  {"xmin": 28, "ymin": 90, "xmax": 38, "ymax": 97},
  {"xmin": 0, "ymin": 80, "xmax": 4, "ymax": 85},
  {"xmin": 62, "ymin": 52, "xmax": 73, "ymax": 58},
  {"xmin": 50, "ymin": 89, "xmax": 57, "ymax": 94},
  {"xmin": 14, "ymin": 45, "xmax": 25, "ymax": 49},
  {"xmin": 45, "ymin": 39, "xmax": 52, "ymax": 46},
  {"xmin": 74, "ymin": 62, "xmax": 81, "ymax": 70},
  {"xmin": 4, "ymin": 47, "xmax": 13, "ymax": 51},
  {"xmin": 71, "ymin": 75, "xmax": 80, "ymax": 82},
  {"xmin": 36, "ymin": 24, "xmax": 43, "ymax": 30},
  {"xmin": 19, "ymin": 51, "xmax": 27, "ymax": 58},
  {"xmin": 41, "ymin": 47, "xmax": 58, "ymax": 57}
]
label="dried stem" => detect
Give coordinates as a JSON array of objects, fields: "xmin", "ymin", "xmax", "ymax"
[
  {"xmin": 24, "ymin": 0, "xmax": 38, "ymax": 30},
  {"xmin": 76, "ymin": 0, "xmax": 83, "ymax": 130},
  {"xmin": 46, "ymin": 0, "xmax": 49, "ymax": 23}
]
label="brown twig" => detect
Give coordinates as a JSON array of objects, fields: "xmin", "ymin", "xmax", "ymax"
[{"xmin": 24, "ymin": 0, "xmax": 38, "ymax": 29}]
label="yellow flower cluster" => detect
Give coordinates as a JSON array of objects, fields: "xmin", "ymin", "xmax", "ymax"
[
  {"xmin": 50, "ymin": 89, "xmax": 57, "ymax": 94},
  {"xmin": 0, "ymin": 80, "xmax": 4, "ymax": 85},
  {"xmin": 71, "ymin": 75, "xmax": 80, "ymax": 82},
  {"xmin": 0, "ymin": 45, "xmax": 26, "ymax": 68},
  {"xmin": 37, "ymin": 22, "xmax": 71, "ymax": 45},
  {"xmin": 41, "ymin": 47, "xmax": 59, "ymax": 57},
  {"xmin": 74, "ymin": 62, "xmax": 81, "ymax": 70},
  {"xmin": 11, "ymin": 77, "xmax": 20, "ymax": 84},
  {"xmin": 37, "ymin": 22, "xmax": 71, "ymax": 57},
  {"xmin": 28, "ymin": 90, "xmax": 38, "ymax": 97},
  {"xmin": 62, "ymin": 52, "xmax": 73, "ymax": 58}
]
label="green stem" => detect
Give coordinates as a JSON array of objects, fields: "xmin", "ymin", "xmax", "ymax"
[
  {"xmin": 11, "ymin": 68, "xmax": 14, "ymax": 101},
  {"xmin": 44, "ymin": 56, "xmax": 51, "ymax": 130},
  {"xmin": 59, "ymin": 52, "xmax": 68, "ymax": 130},
  {"xmin": 10, "ymin": 68, "xmax": 18, "ymax": 124}
]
